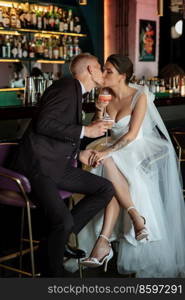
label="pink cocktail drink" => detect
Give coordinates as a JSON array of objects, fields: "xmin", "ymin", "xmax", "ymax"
[{"xmin": 98, "ymin": 94, "xmax": 112, "ymax": 103}]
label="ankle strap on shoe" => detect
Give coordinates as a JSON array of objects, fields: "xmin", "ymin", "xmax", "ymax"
[
  {"xmin": 99, "ymin": 234, "xmax": 110, "ymax": 243},
  {"xmin": 127, "ymin": 206, "xmax": 135, "ymax": 213}
]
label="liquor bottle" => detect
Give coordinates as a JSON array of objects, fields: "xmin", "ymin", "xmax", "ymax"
[
  {"xmin": 180, "ymin": 77, "xmax": 185, "ymax": 97},
  {"xmin": 16, "ymin": 11, "xmax": 21, "ymax": 29},
  {"xmin": 2, "ymin": 7, "xmax": 10, "ymax": 28},
  {"xmin": 31, "ymin": 6, "xmax": 37, "ymax": 29},
  {"xmin": 2, "ymin": 37, "xmax": 7, "ymax": 58},
  {"xmin": 28, "ymin": 40, "xmax": 36, "ymax": 58},
  {"xmin": 25, "ymin": 5, "xmax": 31, "ymax": 29},
  {"xmin": 59, "ymin": 39, "xmax": 64, "ymax": 59},
  {"xmin": 48, "ymin": 39, "xmax": 53, "ymax": 59},
  {"xmin": 139, "ymin": 75, "xmax": 146, "ymax": 86},
  {"xmin": 74, "ymin": 16, "xmax": 81, "ymax": 33},
  {"xmin": 22, "ymin": 36, "xmax": 28, "ymax": 58},
  {"xmin": 19, "ymin": 7, "xmax": 26, "ymax": 28},
  {"xmin": 67, "ymin": 36, "xmax": 73, "ymax": 59},
  {"xmin": 48, "ymin": 6, "xmax": 55, "ymax": 30},
  {"xmin": 43, "ymin": 38, "xmax": 49, "ymax": 58},
  {"xmin": 10, "ymin": 8, "xmax": 17, "ymax": 28},
  {"xmin": 43, "ymin": 8, "xmax": 48, "ymax": 30},
  {"xmin": 63, "ymin": 10, "xmax": 68, "ymax": 32},
  {"xmin": 6, "ymin": 36, "xmax": 11, "ymax": 58},
  {"xmin": 58, "ymin": 8, "xmax": 64, "ymax": 32},
  {"xmin": 150, "ymin": 78, "xmax": 156, "ymax": 94},
  {"xmin": 0, "ymin": 7, "xmax": 3, "ymax": 27},
  {"xmin": 73, "ymin": 37, "xmax": 80, "ymax": 56},
  {"xmin": 36, "ymin": 37, "xmax": 44, "ymax": 58},
  {"xmin": 54, "ymin": 6, "xmax": 59, "ymax": 31},
  {"xmin": 155, "ymin": 78, "xmax": 160, "ymax": 93},
  {"xmin": 0, "ymin": 38, "xmax": 2, "ymax": 57},
  {"xmin": 52, "ymin": 37, "xmax": 59, "ymax": 59},
  {"xmin": 68, "ymin": 9, "xmax": 74, "ymax": 32},
  {"xmin": 159, "ymin": 79, "xmax": 165, "ymax": 93},
  {"xmin": 17, "ymin": 39, "xmax": 22, "ymax": 58},
  {"xmin": 36, "ymin": 9, "xmax": 43, "ymax": 30},
  {"xmin": 12, "ymin": 38, "xmax": 18, "ymax": 58},
  {"xmin": 62, "ymin": 36, "xmax": 67, "ymax": 60},
  {"xmin": 172, "ymin": 76, "xmax": 179, "ymax": 96}
]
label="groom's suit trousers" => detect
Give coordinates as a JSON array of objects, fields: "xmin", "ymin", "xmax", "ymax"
[{"xmin": 30, "ymin": 161, "xmax": 114, "ymax": 277}]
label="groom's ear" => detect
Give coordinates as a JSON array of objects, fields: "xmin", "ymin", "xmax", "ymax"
[{"xmin": 87, "ymin": 65, "xmax": 93, "ymax": 74}]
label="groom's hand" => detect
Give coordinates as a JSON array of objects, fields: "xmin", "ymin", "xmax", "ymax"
[
  {"xmin": 79, "ymin": 149, "xmax": 98, "ymax": 166},
  {"xmin": 84, "ymin": 120, "xmax": 108, "ymax": 138}
]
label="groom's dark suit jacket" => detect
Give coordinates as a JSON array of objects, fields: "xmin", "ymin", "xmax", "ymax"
[{"xmin": 12, "ymin": 78, "xmax": 83, "ymax": 181}]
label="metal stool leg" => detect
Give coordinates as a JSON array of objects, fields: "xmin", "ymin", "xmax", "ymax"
[
  {"xmin": 19, "ymin": 207, "xmax": 25, "ymax": 277},
  {"xmin": 26, "ymin": 200, "xmax": 35, "ymax": 277}
]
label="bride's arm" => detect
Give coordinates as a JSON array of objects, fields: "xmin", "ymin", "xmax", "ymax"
[{"xmin": 93, "ymin": 93, "xmax": 147, "ymax": 162}]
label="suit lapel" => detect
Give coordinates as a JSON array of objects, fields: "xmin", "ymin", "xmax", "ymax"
[{"xmin": 75, "ymin": 80, "xmax": 82, "ymax": 125}]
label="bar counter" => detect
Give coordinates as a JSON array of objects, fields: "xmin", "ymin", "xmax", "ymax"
[{"xmin": 0, "ymin": 97, "xmax": 185, "ymax": 120}]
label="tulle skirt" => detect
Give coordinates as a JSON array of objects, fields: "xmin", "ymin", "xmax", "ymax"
[{"xmin": 65, "ymin": 135, "xmax": 185, "ymax": 278}]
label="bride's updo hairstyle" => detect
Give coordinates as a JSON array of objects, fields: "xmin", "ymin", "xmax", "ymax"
[{"xmin": 107, "ymin": 54, "xmax": 133, "ymax": 84}]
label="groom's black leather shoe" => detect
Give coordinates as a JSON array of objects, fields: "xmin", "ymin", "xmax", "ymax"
[{"xmin": 64, "ymin": 245, "xmax": 86, "ymax": 259}]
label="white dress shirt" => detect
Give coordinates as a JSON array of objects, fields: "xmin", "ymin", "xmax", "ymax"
[{"xmin": 78, "ymin": 80, "xmax": 86, "ymax": 139}]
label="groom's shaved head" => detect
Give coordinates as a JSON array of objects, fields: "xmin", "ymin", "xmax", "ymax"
[{"xmin": 70, "ymin": 53, "xmax": 98, "ymax": 76}]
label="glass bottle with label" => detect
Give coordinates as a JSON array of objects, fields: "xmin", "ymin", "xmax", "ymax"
[
  {"xmin": 74, "ymin": 16, "xmax": 81, "ymax": 33},
  {"xmin": 10, "ymin": 8, "xmax": 17, "ymax": 28},
  {"xmin": 36, "ymin": 9, "xmax": 43, "ymax": 30},
  {"xmin": 63, "ymin": 10, "xmax": 68, "ymax": 32},
  {"xmin": 0, "ymin": 7, "xmax": 3, "ymax": 27},
  {"xmin": 22, "ymin": 35, "xmax": 28, "ymax": 58},
  {"xmin": 68, "ymin": 9, "xmax": 74, "ymax": 32},
  {"xmin": 3, "ymin": 7, "xmax": 10, "ymax": 28},
  {"xmin": 12, "ymin": 38, "xmax": 18, "ymax": 58},
  {"xmin": 52, "ymin": 37, "xmax": 59, "ymax": 59},
  {"xmin": 31, "ymin": 6, "xmax": 37, "ymax": 29},
  {"xmin": 58, "ymin": 8, "xmax": 64, "ymax": 32},
  {"xmin": 54, "ymin": 6, "xmax": 59, "ymax": 31},
  {"xmin": 48, "ymin": 6, "xmax": 55, "ymax": 30},
  {"xmin": 43, "ymin": 7, "xmax": 48, "ymax": 30}
]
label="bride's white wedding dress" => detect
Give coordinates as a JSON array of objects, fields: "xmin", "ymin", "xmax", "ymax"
[{"xmin": 65, "ymin": 85, "xmax": 185, "ymax": 278}]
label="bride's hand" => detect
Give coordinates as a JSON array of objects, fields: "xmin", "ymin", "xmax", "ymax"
[
  {"xmin": 91, "ymin": 150, "xmax": 110, "ymax": 167},
  {"xmin": 88, "ymin": 151, "xmax": 102, "ymax": 167}
]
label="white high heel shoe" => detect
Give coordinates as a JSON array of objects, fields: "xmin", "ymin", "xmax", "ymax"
[
  {"xmin": 80, "ymin": 234, "xmax": 113, "ymax": 272},
  {"xmin": 127, "ymin": 206, "xmax": 149, "ymax": 241}
]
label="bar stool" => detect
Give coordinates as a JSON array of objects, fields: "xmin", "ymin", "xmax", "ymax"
[
  {"xmin": 171, "ymin": 131, "xmax": 185, "ymax": 197},
  {"xmin": 0, "ymin": 143, "xmax": 84, "ymax": 277}
]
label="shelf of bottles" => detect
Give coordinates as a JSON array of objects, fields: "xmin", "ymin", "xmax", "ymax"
[
  {"xmin": 132, "ymin": 75, "xmax": 185, "ymax": 98},
  {"xmin": 0, "ymin": 1, "xmax": 86, "ymax": 62}
]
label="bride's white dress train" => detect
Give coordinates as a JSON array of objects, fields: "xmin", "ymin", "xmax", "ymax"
[{"xmin": 65, "ymin": 86, "xmax": 185, "ymax": 277}]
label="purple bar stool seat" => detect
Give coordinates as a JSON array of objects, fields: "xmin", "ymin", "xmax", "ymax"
[{"xmin": 0, "ymin": 143, "xmax": 80, "ymax": 277}]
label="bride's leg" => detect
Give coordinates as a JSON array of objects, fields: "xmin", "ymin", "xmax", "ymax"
[
  {"xmin": 88, "ymin": 196, "xmax": 120, "ymax": 261},
  {"xmin": 82, "ymin": 157, "xmax": 146, "ymax": 266},
  {"xmin": 103, "ymin": 158, "xmax": 146, "ymax": 235}
]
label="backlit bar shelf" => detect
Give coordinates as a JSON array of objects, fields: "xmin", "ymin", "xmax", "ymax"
[
  {"xmin": 0, "ymin": 58, "xmax": 65, "ymax": 64},
  {"xmin": 0, "ymin": 87, "xmax": 25, "ymax": 91},
  {"xmin": 37, "ymin": 60, "xmax": 65, "ymax": 64},
  {"xmin": 0, "ymin": 27, "xmax": 87, "ymax": 37}
]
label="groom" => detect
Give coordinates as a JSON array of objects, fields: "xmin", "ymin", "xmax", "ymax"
[{"xmin": 11, "ymin": 53, "xmax": 114, "ymax": 277}]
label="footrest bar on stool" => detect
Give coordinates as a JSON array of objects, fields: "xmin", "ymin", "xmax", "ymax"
[
  {"xmin": 0, "ymin": 245, "xmax": 39, "ymax": 263},
  {"xmin": 0, "ymin": 263, "xmax": 40, "ymax": 277}
]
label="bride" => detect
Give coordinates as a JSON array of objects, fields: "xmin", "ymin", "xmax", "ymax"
[{"xmin": 67, "ymin": 54, "xmax": 185, "ymax": 277}]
